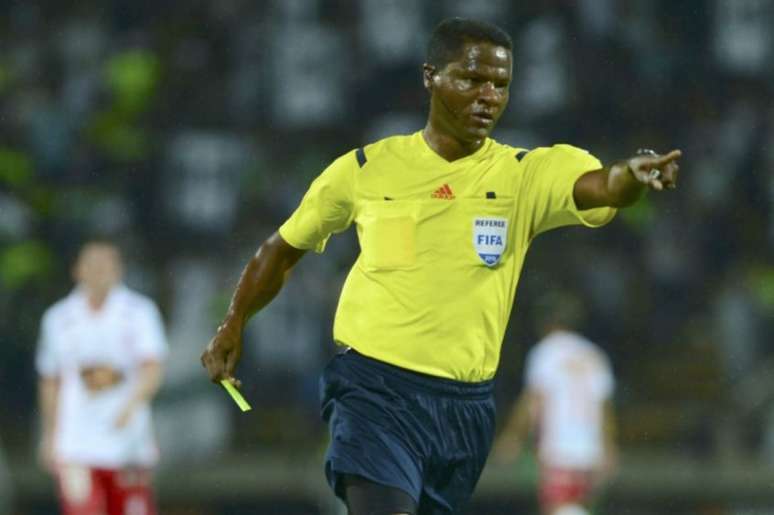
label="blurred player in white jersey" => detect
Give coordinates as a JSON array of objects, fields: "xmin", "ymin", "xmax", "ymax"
[
  {"xmin": 494, "ymin": 292, "xmax": 618, "ymax": 515},
  {"xmin": 36, "ymin": 240, "xmax": 167, "ymax": 515}
]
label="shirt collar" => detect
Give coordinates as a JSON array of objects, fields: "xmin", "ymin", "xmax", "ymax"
[{"xmin": 71, "ymin": 283, "xmax": 127, "ymax": 313}]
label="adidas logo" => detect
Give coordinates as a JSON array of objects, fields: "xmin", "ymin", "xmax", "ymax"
[{"xmin": 431, "ymin": 184, "xmax": 455, "ymax": 200}]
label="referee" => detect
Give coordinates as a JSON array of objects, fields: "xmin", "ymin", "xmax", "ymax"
[{"xmin": 201, "ymin": 17, "xmax": 681, "ymax": 515}]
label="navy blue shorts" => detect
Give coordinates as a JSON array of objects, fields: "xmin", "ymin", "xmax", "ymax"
[{"xmin": 320, "ymin": 349, "xmax": 496, "ymax": 514}]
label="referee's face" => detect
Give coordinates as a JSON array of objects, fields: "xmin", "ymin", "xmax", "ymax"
[{"xmin": 426, "ymin": 40, "xmax": 512, "ymax": 144}]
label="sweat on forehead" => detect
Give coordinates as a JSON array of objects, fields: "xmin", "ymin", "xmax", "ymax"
[
  {"xmin": 426, "ymin": 18, "xmax": 513, "ymax": 69},
  {"xmin": 457, "ymin": 44, "xmax": 511, "ymax": 69}
]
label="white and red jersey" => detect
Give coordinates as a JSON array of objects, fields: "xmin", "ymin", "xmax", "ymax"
[
  {"xmin": 36, "ymin": 285, "xmax": 168, "ymax": 469},
  {"xmin": 525, "ymin": 330, "xmax": 613, "ymax": 470}
]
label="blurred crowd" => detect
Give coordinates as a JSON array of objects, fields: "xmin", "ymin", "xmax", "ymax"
[{"xmin": 1, "ymin": 0, "xmax": 772, "ymax": 482}]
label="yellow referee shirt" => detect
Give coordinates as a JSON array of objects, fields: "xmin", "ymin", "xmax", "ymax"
[{"xmin": 279, "ymin": 131, "xmax": 616, "ymax": 382}]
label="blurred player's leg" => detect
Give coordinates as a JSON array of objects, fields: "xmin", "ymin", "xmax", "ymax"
[
  {"xmin": 553, "ymin": 504, "xmax": 590, "ymax": 515},
  {"xmin": 540, "ymin": 467, "xmax": 593, "ymax": 515},
  {"xmin": 57, "ymin": 465, "xmax": 104, "ymax": 515},
  {"xmin": 103, "ymin": 468, "xmax": 156, "ymax": 515}
]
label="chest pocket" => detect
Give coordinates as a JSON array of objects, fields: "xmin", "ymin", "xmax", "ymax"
[
  {"xmin": 356, "ymin": 198, "xmax": 515, "ymax": 271},
  {"xmin": 357, "ymin": 200, "xmax": 417, "ymax": 270}
]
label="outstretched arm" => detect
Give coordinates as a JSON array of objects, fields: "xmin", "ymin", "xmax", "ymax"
[
  {"xmin": 37, "ymin": 376, "xmax": 59, "ymax": 472},
  {"xmin": 200, "ymin": 232, "xmax": 306, "ymax": 385},
  {"xmin": 574, "ymin": 149, "xmax": 682, "ymax": 209}
]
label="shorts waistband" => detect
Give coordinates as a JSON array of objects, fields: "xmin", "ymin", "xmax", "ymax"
[{"xmin": 341, "ymin": 349, "xmax": 494, "ymax": 400}]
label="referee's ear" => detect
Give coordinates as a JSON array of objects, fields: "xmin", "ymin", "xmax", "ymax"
[{"xmin": 423, "ymin": 63, "xmax": 437, "ymax": 92}]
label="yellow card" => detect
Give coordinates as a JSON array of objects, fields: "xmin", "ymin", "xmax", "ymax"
[{"xmin": 220, "ymin": 380, "xmax": 252, "ymax": 412}]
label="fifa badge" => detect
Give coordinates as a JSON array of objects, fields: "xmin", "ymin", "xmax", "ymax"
[{"xmin": 473, "ymin": 217, "xmax": 507, "ymax": 266}]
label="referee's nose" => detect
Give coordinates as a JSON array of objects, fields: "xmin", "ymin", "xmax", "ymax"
[{"xmin": 478, "ymin": 81, "xmax": 506, "ymax": 108}]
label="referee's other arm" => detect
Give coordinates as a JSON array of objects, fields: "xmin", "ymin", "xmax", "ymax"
[{"xmin": 200, "ymin": 232, "xmax": 306, "ymax": 387}]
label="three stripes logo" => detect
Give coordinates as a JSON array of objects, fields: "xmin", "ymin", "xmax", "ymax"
[{"xmin": 431, "ymin": 184, "xmax": 455, "ymax": 199}]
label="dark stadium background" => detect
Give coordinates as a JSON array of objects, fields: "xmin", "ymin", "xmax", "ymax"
[{"xmin": 0, "ymin": 1, "xmax": 772, "ymax": 514}]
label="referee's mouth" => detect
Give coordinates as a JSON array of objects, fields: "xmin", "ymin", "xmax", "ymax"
[
  {"xmin": 468, "ymin": 109, "xmax": 498, "ymax": 134},
  {"xmin": 471, "ymin": 112, "xmax": 495, "ymax": 126}
]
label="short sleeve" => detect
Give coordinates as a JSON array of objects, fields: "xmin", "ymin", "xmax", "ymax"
[
  {"xmin": 134, "ymin": 301, "xmax": 168, "ymax": 362},
  {"xmin": 525, "ymin": 346, "xmax": 550, "ymax": 391},
  {"xmin": 521, "ymin": 144, "xmax": 617, "ymax": 237},
  {"xmin": 278, "ymin": 150, "xmax": 357, "ymax": 253},
  {"xmin": 35, "ymin": 313, "xmax": 59, "ymax": 377}
]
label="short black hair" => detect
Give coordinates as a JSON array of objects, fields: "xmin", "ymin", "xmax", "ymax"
[{"xmin": 426, "ymin": 17, "xmax": 513, "ymax": 69}]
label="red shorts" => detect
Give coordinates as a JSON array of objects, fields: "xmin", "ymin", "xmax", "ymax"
[
  {"xmin": 539, "ymin": 466, "xmax": 593, "ymax": 509},
  {"xmin": 57, "ymin": 465, "xmax": 156, "ymax": 515}
]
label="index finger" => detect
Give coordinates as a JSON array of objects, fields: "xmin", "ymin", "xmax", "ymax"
[{"xmin": 656, "ymin": 149, "xmax": 682, "ymax": 166}]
